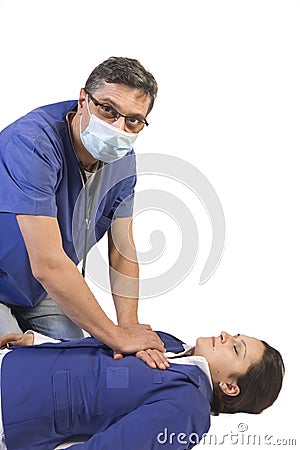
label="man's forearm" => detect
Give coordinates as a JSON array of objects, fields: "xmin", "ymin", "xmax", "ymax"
[
  {"xmin": 113, "ymin": 293, "xmax": 139, "ymax": 325},
  {"xmin": 35, "ymin": 254, "xmax": 120, "ymax": 347},
  {"xmin": 109, "ymin": 255, "xmax": 139, "ymax": 325},
  {"xmin": 16, "ymin": 215, "xmax": 165, "ymax": 358},
  {"xmin": 33, "ymin": 259, "xmax": 166, "ymax": 358}
]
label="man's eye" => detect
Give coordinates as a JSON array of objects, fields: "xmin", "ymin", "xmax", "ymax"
[
  {"xmin": 127, "ymin": 117, "xmax": 140, "ymax": 124},
  {"xmin": 234, "ymin": 345, "xmax": 238, "ymax": 355},
  {"xmin": 100, "ymin": 104, "xmax": 114, "ymax": 114}
]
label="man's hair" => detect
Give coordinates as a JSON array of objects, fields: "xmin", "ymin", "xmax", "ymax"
[
  {"xmin": 211, "ymin": 341, "xmax": 285, "ymax": 415},
  {"xmin": 84, "ymin": 56, "xmax": 158, "ymax": 114}
]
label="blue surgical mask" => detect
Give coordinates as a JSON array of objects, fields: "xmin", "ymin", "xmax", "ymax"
[{"xmin": 80, "ymin": 101, "xmax": 138, "ymax": 163}]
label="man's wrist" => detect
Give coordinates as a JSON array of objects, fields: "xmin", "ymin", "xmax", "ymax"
[
  {"xmin": 109, "ymin": 325, "xmax": 127, "ymax": 353},
  {"xmin": 118, "ymin": 317, "xmax": 139, "ymax": 326},
  {"xmin": 116, "ymin": 307, "xmax": 139, "ymax": 327},
  {"xmin": 94, "ymin": 322, "xmax": 124, "ymax": 352}
]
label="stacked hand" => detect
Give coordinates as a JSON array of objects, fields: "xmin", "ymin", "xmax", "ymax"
[
  {"xmin": 114, "ymin": 323, "xmax": 170, "ymax": 370},
  {"xmin": 134, "ymin": 349, "xmax": 170, "ymax": 370}
]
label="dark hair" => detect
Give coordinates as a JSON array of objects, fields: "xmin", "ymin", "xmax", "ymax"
[
  {"xmin": 84, "ymin": 56, "xmax": 158, "ymax": 114},
  {"xmin": 211, "ymin": 341, "xmax": 285, "ymax": 415}
]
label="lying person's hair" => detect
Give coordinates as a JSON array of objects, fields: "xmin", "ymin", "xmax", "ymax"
[{"xmin": 211, "ymin": 341, "xmax": 285, "ymax": 414}]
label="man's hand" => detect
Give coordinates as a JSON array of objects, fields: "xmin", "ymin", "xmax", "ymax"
[
  {"xmin": 115, "ymin": 324, "xmax": 166, "ymax": 356},
  {"xmin": 135, "ymin": 349, "xmax": 170, "ymax": 370},
  {"xmin": 113, "ymin": 323, "xmax": 170, "ymax": 369},
  {"xmin": 0, "ymin": 333, "xmax": 34, "ymax": 348}
]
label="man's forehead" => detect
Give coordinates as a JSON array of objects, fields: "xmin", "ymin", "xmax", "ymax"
[
  {"xmin": 95, "ymin": 81, "xmax": 146, "ymax": 97},
  {"xmin": 94, "ymin": 82, "xmax": 151, "ymax": 114}
]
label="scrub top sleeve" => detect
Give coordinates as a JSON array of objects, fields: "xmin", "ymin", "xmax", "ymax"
[
  {"xmin": 109, "ymin": 150, "xmax": 137, "ymax": 219},
  {"xmin": 0, "ymin": 130, "xmax": 61, "ymax": 216},
  {"xmin": 111, "ymin": 173, "xmax": 136, "ymax": 218}
]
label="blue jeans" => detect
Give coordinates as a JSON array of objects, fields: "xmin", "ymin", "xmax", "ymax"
[{"xmin": 0, "ymin": 295, "xmax": 84, "ymax": 340}]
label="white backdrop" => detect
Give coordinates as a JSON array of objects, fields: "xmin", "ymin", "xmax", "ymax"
[{"xmin": 1, "ymin": 0, "xmax": 299, "ymax": 448}]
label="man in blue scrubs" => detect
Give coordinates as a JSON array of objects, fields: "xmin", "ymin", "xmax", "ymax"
[{"xmin": 0, "ymin": 57, "xmax": 167, "ymax": 368}]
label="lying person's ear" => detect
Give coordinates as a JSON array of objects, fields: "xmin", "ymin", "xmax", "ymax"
[{"xmin": 218, "ymin": 381, "xmax": 240, "ymax": 397}]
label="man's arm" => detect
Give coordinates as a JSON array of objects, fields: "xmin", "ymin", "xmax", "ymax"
[
  {"xmin": 108, "ymin": 217, "xmax": 139, "ymax": 325},
  {"xmin": 16, "ymin": 214, "xmax": 165, "ymax": 356},
  {"xmin": 108, "ymin": 217, "xmax": 169, "ymax": 369}
]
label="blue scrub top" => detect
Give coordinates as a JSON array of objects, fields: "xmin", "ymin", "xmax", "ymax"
[{"xmin": 0, "ymin": 101, "xmax": 137, "ymax": 307}]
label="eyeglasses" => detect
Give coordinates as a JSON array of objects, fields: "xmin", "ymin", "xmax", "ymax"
[{"xmin": 85, "ymin": 90, "xmax": 149, "ymax": 133}]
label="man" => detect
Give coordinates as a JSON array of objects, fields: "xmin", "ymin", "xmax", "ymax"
[
  {"xmin": 0, "ymin": 329, "xmax": 284, "ymax": 449},
  {"xmin": 0, "ymin": 57, "xmax": 166, "ymax": 364}
]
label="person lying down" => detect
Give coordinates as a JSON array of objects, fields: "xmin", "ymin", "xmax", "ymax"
[{"xmin": 0, "ymin": 329, "xmax": 284, "ymax": 450}]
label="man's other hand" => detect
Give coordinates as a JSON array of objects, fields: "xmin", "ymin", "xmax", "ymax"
[{"xmin": 135, "ymin": 349, "xmax": 170, "ymax": 370}]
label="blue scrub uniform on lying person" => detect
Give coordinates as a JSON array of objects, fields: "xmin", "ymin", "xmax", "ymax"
[
  {"xmin": 0, "ymin": 101, "xmax": 136, "ymax": 307},
  {"xmin": 1, "ymin": 331, "xmax": 212, "ymax": 450}
]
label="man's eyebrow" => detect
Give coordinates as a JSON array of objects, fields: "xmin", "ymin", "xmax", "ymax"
[
  {"xmin": 97, "ymin": 97, "xmax": 118, "ymax": 107},
  {"xmin": 97, "ymin": 97, "xmax": 146, "ymax": 119}
]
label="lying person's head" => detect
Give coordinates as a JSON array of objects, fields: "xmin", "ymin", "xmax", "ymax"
[{"xmin": 193, "ymin": 331, "xmax": 284, "ymax": 415}]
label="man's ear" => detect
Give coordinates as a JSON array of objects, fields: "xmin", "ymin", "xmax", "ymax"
[
  {"xmin": 78, "ymin": 88, "xmax": 87, "ymax": 113},
  {"xmin": 219, "ymin": 381, "xmax": 240, "ymax": 397}
]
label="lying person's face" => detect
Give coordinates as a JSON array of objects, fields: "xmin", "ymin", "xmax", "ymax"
[{"xmin": 194, "ymin": 332, "xmax": 265, "ymax": 394}]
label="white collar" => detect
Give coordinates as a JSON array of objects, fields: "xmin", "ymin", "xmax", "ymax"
[{"xmin": 165, "ymin": 345, "xmax": 213, "ymax": 388}]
